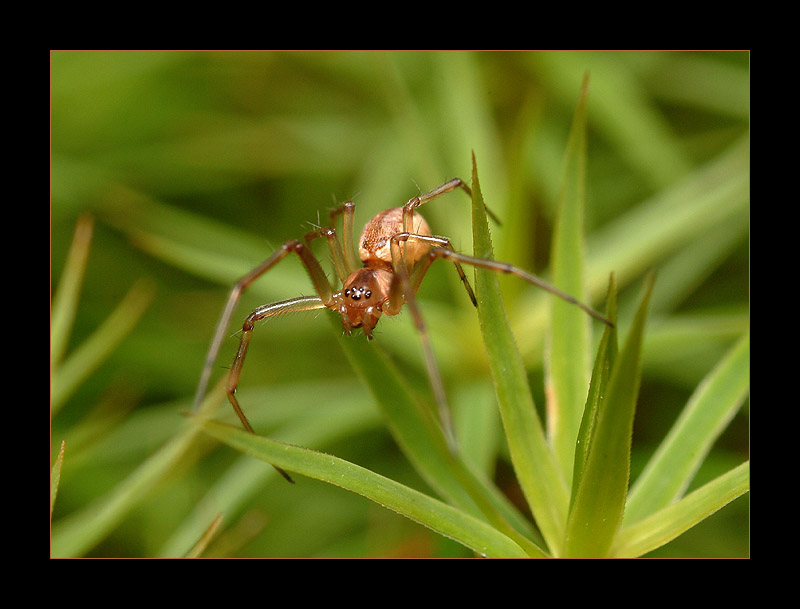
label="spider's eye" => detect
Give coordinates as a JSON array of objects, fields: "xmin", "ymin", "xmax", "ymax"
[{"xmin": 364, "ymin": 290, "xmax": 372, "ymax": 299}]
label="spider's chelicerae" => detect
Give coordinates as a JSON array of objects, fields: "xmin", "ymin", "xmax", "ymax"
[{"xmin": 194, "ymin": 177, "xmax": 611, "ymax": 482}]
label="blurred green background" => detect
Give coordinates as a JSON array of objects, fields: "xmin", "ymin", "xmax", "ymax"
[{"xmin": 50, "ymin": 50, "xmax": 749, "ymax": 558}]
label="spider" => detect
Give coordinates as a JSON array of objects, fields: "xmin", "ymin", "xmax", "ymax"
[{"xmin": 193, "ymin": 177, "xmax": 611, "ymax": 482}]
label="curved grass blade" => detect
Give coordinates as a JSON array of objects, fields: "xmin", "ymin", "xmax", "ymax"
[
  {"xmin": 611, "ymin": 460, "xmax": 749, "ymax": 557},
  {"xmin": 199, "ymin": 418, "xmax": 530, "ymax": 558},
  {"xmin": 471, "ymin": 152, "xmax": 569, "ymax": 554},
  {"xmin": 334, "ymin": 314, "xmax": 546, "ymax": 557},
  {"xmin": 50, "ymin": 279, "xmax": 155, "ymax": 416},
  {"xmin": 158, "ymin": 384, "xmax": 382, "ymax": 557},
  {"xmin": 624, "ymin": 332, "xmax": 750, "ymax": 525},
  {"xmin": 563, "ymin": 274, "xmax": 655, "ymax": 557},
  {"xmin": 547, "ymin": 72, "xmax": 592, "ymax": 484}
]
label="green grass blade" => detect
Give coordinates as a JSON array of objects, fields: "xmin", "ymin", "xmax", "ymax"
[
  {"xmin": 199, "ymin": 418, "xmax": 530, "ymax": 558},
  {"xmin": 547, "ymin": 73, "xmax": 592, "ymax": 484},
  {"xmin": 158, "ymin": 388, "xmax": 381, "ymax": 557},
  {"xmin": 584, "ymin": 137, "xmax": 748, "ymax": 297},
  {"xmin": 184, "ymin": 513, "xmax": 223, "ymax": 558},
  {"xmin": 563, "ymin": 274, "xmax": 654, "ymax": 557},
  {"xmin": 571, "ymin": 274, "xmax": 618, "ymax": 506},
  {"xmin": 471, "ymin": 153, "xmax": 569, "ymax": 554},
  {"xmin": 624, "ymin": 333, "xmax": 750, "ymax": 524},
  {"xmin": 50, "ymin": 441, "xmax": 66, "ymax": 520},
  {"xmin": 51, "ymin": 214, "xmax": 94, "ymax": 371},
  {"xmin": 532, "ymin": 52, "xmax": 692, "ymax": 190},
  {"xmin": 50, "ymin": 279, "xmax": 155, "ymax": 415},
  {"xmin": 50, "ymin": 382, "xmax": 225, "ymax": 557},
  {"xmin": 612, "ymin": 461, "xmax": 749, "ymax": 557}
]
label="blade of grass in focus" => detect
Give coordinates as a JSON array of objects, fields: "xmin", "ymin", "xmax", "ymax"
[
  {"xmin": 570, "ymin": 274, "xmax": 618, "ymax": 506},
  {"xmin": 471, "ymin": 152, "xmax": 569, "ymax": 554},
  {"xmin": 334, "ymin": 313, "xmax": 545, "ymax": 557},
  {"xmin": 563, "ymin": 274, "xmax": 654, "ymax": 557},
  {"xmin": 158, "ymin": 379, "xmax": 382, "ymax": 557},
  {"xmin": 199, "ymin": 418, "xmax": 531, "ymax": 558}
]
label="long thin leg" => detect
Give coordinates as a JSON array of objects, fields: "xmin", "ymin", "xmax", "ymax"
[
  {"xmin": 402, "ymin": 177, "xmax": 501, "ymax": 234},
  {"xmin": 227, "ymin": 296, "xmax": 326, "ymax": 483},
  {"xmin": 394, "ymin": 234, "xmax": 613, "ymax": 326},
  {"xmin": 385, "ymin": 234, "xmax": 460, "ymax": 454},
  {"xmin": 304, "ymin": 226, "xmax": 349, "ymax": 284},
  {"xmin": 394, "ymin": 234, "xmax": 477, "ymax": 308},
  {"xmin": 329, "ymin": 200, "xmax": 360, "ymax": 274},
  {"xmin": 225, "ymin": 295, "xmax": 326, "ymax": 432},
  {"xmin": 193, "ymin": 241, "xmax": 334, "ymax": 483},
  {"xmin": 401, "ymin": 179, "xmax": 469, "ymax": 267},
  {"xmin": 193, "ymin": 240, "xmax": 336, "ymax": 411}
]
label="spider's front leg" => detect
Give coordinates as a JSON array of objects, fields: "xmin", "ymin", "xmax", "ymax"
[
  {"xmin": 194, "ymin": 240, "xmax": 335, "ymax": 409},
  {"xmin": 194, "ymin": 239, "xmax": 337, "ymax": 482},
  {"xmin": 225, "ymin": 295, "xmax": 328, "ymax": 433}
]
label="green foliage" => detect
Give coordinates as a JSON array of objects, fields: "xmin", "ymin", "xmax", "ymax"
[{"xmin": 51, "ymin": 51, "xmax": 749, "ymax": 557}]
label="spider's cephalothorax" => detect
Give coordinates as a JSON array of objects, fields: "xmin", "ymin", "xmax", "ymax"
[{"xmin": 338, "ymin": 266, "xmax": 393, "ymax": 336}]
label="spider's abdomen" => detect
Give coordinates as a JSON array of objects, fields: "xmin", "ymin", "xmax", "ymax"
[{"xmin": 358, "ymin": 207, "xmax": 431, "ymax": 270}]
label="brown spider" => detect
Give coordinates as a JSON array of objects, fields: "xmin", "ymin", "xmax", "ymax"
[{"xmin": 194, "ymin": 178, "xmax": 611, "ymax": 482}]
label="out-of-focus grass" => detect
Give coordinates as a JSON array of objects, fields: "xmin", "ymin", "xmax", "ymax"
[{"xmin": 50, "ymin": 50, "xmax": 749, "ymax": 557}]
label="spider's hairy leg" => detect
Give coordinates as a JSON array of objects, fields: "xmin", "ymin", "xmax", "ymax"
[
  {"xmin": 194, "ymin": 239, "xmax": 337, "ymax": 483},
  {"xmin": 225, "ymin": 296, "xmax": 326, "ymax": 484},
  {"xmin": 328, "ymin": 200, "xmax": 360, "ymax": 274},
  {"xmin": 193, "ymin": 241, "xmax": 335, "ymax": 411},
  {"xmin": 403, "ymin": 177, "xmax": 501, "ymax": 230},
  {"xmin": 385, "ymin": 233, "xmax": 459, "ymax": 454}
]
